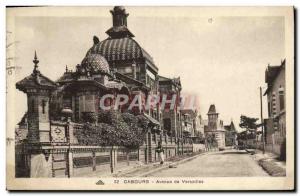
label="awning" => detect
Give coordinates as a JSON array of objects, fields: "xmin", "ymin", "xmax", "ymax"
[
  {"xmin": 106, "ymin": 81, "xmax": 125, "ymax": 90},
  {"xmin": 143, "ymin": 113, "xmax": 160, "ymax": 126}
]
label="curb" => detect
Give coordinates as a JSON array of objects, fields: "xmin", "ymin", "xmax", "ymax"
[
  {"xmin": 251, "ymin": 151, "xmax": 286, "ymax": 177},
  {"xmin": 245, "ymin": 149, "xmax": 256, "ymax": 155},
  {"xmin": 137, "ymin": 152, "xmax": 209, "ymax": 177},
  {"xmin": 258, "ymin": 159, "xmax": 286, "ymax": 176}
]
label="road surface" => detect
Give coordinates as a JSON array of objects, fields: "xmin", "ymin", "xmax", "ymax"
[{"xmin": 147, "ymin": 150, "xmax": 268, "ymax": 177}]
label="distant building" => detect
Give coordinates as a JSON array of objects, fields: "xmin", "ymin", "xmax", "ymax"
[
  {"xmin": 181, "ymin": 109, "xmax": 195, "ymax": 137},
  {"xmin": 198, "ymin": 115, "xmax": 206, "ymax": 136},
  {"xmin": 180, "ymin": 109, "xmax": 200, "ymax": 137},
  {"xmin": 158, "ymin": 75, "xmax": 182, "ymax": 138},
  {"xmin": 180, "ymin": 109, "xmax": 204, "ymax": 143},
  {"xmin": 264, "ymin": 59, "xmax": 286, "ymax": 157},
  {"xmin": 203, "ymin": 104, "xmax": 226, "ymax": 148},
  {"xmin": 15, "ymin": 112, "xmax": 28, "ymax": 144},
  {"xmin": 224, "ymin": 121, "xmax": 237, "ymax": 146},
  {"xmin": 194, "ymin": 114, "xmax": 204, "ymax": 138}
]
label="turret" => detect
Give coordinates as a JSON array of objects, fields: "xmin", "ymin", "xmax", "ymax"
[
  {"xmin": 16, "ymin": 51, "xmax": 57, "ymax": 143},
  {"xmin": 207, "ymin": 104, "xmax": 219, "ymax": 131},
  {"xmin": 111, "ymin": 6, "xmax": 128, "ymax": 27},
  {"xmin": 106, "ymin": 6, "xmax": 134, "ymax": 38}
]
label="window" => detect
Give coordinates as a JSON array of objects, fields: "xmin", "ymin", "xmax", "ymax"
[
  {"xmin": 163, "ymin": 118, "xmax": 171, "ymax": 132},
  {"xmin": 267, "ymin": 101, "xmax": 271, "ymax": 117},
  {"xmin": 63, "ymin": 97, "xmax": 72, "ymax": 109},
  {"xmin": 31, "ymin": 100, "xmax": 34, "ymax": 112},
  {"xmin": 42, "ymin": 100, "xmax": 46, "ymax": 114},
  {"xmin": 79, "ymin": 95, "xmax": 95, "ymax": 113},
  {"xmin": 136, "ymin": 72, "xmax": 140, "ymax": 80},
  {"xmin": 272, "ymin": 92, "xmax": 276, "ymax": 116},
  {"xmin": 279, "ymin": 87, "xmax": 284, "ymax": 111}
]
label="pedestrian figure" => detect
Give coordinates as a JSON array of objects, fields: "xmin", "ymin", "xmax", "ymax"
[
  {"xmin": 156, "ymin": 141, "xmax": 165, "ymax": 164},
  {"xmin": 30, "ymin": 150, "xmax": 52, "ymax": 177}
]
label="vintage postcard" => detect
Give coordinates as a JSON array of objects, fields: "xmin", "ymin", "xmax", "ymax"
[{"xmin": 6, "ymin": 6, "xmax": 294, "ymax": 190}]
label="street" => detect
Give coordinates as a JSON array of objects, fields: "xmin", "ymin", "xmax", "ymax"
[{"xmin": 147, "ymin": 150, "xmax": 268, "ymax": 177}]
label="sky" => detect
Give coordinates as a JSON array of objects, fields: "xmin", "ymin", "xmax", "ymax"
[{"xmin": 9, "ymin": 7, "xmax": 285, "ymax": 132}]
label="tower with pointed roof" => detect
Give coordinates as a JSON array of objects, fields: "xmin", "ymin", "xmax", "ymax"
[
  {"xmin": 16, "ymin": 51, "xmax": 57, "ymax": 143},
  {"xmin": 204, "ymin": 104, "xmax": 226, "ymax": 149},
  {"xmin": 207, "ymin": 104, "xmax": 219, "ymax": 131}
]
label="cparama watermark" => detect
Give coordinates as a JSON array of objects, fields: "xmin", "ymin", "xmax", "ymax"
[{"xmin": 98, "ymin": 94, "xmax": 198, "ymax": 111}]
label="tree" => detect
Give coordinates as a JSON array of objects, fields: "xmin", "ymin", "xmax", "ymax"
[
  {"xmin": 239, "ymin": 115, "xmax": 259, "ymax": 133},
  {"xmin": 238, "ymin": 115, "xmax": 259, "ymax": 148},
  {"xmin": 75, "ymin": 110, "xmax": 150, "ymax": 149},
  {"xmin": 82, "ymin": 112, "xmax": 98, "ymax": 123},
  {"xmin": 237, "ymin": 130, "xmax": 248, "ymax": 140}
]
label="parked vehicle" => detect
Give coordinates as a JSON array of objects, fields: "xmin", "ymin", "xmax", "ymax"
[
  {"xmin": 237, "ymin": 145, "xmax": 245, "ymax": 150},
  {"xmin": 219, "ymin": 147, "xmax": 225, "ymax": 151}
]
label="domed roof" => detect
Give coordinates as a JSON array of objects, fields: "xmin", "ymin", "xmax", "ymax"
[
  {"xmin": 87, "ymin": 37, "xmax": 154, "ymax": 64},
  {"xmin": 85, "ymin": 6, "xmax": 158, "ymax": 72},
  {"xmin": 81, "ymin": 53, "xmax": 110, "ymax": 74}
]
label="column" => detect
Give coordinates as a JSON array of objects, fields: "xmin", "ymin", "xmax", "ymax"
[{"xmin": 68, "ymin": 151, "xmax": 73, "ymax": 177}]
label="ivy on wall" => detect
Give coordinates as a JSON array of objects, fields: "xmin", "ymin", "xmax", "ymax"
[{"xmin": 75, "ymin": 110, "xmax": 150, "ymax": 149}]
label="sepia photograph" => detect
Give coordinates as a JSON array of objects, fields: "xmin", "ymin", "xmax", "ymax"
[{"xmin": 6, "ymin": 5, "xmax": 294, "ymax": 190}]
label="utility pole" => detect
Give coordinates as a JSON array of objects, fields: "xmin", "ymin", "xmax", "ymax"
[{"xmin": 260, "ymin": 87, "xmax": 265, "ymax": 154}]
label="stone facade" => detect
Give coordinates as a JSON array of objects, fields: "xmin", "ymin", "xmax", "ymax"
[
  {"xmin": 203, "ymin": 104, "xmax": 226, "ymax": 149},
  {"xmin": 16, "ymin": 52, "xmax": 57, "ymax": 144}
]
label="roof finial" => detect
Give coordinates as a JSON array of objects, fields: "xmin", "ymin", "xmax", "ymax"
[
  {"xmin": 93, "ymin": 36, "xmax": 100, "ymax": 45},
  {"xmin": 33, "ymin": 50, "xmax": 39, "ymax": 72},
  {"xmin": 65, "ymin": 65, "xmax": 68, "ymax": 72}
]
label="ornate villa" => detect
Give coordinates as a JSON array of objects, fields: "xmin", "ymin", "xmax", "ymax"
[{"xmin": 15, "ymin": 6, "xmax": 196, "ymax": 178}]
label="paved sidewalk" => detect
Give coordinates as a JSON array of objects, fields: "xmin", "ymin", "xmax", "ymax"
[
  {"xmin": 112, "ymin": 152, "xmax": 207, "ymax": 177},
  {"xmin": 70, "ymin": 152, "xmax": 206, "ymax": 177},
  {"xmin": 252, "ymin": 149, "xmax": 286, "ymax": 176}
]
